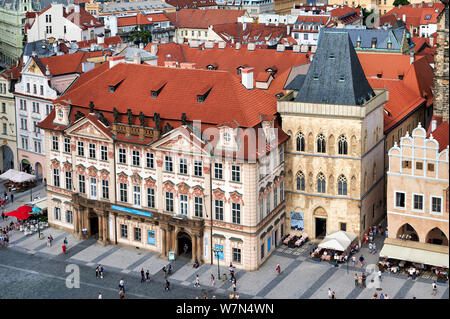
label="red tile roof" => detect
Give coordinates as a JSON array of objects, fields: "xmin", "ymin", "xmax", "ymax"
[
  {"xmin": 64, "ymin": 6, "xmax": 104, "ymax": 30},
  {"xmin": 383, "ymin": 81, "xmax": 426, "ymax": 132},
  {"xmin": 212, "ymin": 22, "xmax": 289, "ymax": 44},
  {"xmin": 167, "ymin": 9, "xmax": 245, "ymax": 29},
  {"xmin": 164, "ymin": 0, "xmax": 218, "ymax": 9},
  {"xmin": 37, "ymin": 51, "xmax": 109, "ymax": 76},
  {"xmin": 146, "ymin": 42, "xmax": 309, "ymax": 97},
  {"xmin": 76, "ymin": 35, "xmax": 123, "ymax": 49},
  {"xmin": 49, "ymin": 63, "xmax": 277, "ymax": 129},
  {"xmin": 117, "ymin": 13, "xmax": 169, "ymax": 27},
  {"xmin": 430, "ymin": 121, "xmax": 449, "ymax": 152},
  {"xmin": 402, "ymin": 56, "xmax": 434, "ymax": 106}
]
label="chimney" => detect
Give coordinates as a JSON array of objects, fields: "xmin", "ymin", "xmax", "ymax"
[
  {"xmin": 82, "ymin": 61, "xmax": 95, "ymax": 73},
  {"xmin": 287, "ymin": 25, "xmax": 290, "ymax": 35},
  {"xmin": 189, "ymin": 40, "xmax": 199, "ymax": 48},
  {"xmin": 151, "ymin": 44, "xmax": 158, "ymax": 56},
  {"xmin": 276, "ymin": 44, "xmax": 285, "ymax": 52},
  {"xmin": 97, "ymin": 34, "xmax": 105, "ymax": 45},
  {"xmin": 236, "ymin": 42, "xmax": 241, "ymax": 50},
  {"xmin": 74, "ymin": 4, "xmax": 80, "ymax": 13},
  {"xmin": 402, "ymin": 14, "xmax": 406, "ymax": 22},
  {"xmin": 248, "ymin": 43, "xmax": 256, "ymax": 51},
  {"xmin": 410, "ymin": 51, "xmax": 414, "ymax": 65},
  {"xmin": 164, "ymin": 61, "xmax": 177, "ymax": 68},
  {"xmin": 180, "ymin": 62, "xmax": 196, "ymax": 69},
  {"xmin": 431, "ymin": 119, "xmax": 437, "ymax": 132},
  {"xmin": 205, "ymin": 41, "xmax": 214, "ymax": 49},
  {"xmin": 293, "ymin": 44, "xmax": 300, "ymax": 52},
  {"xmin": 218, "ymin": 41, "xmax": 226, "ymax": 49},
  {"xmin": 429, "ymin": 35, "xmax": 434, "ymax": 46},
  {"xmin": 107, "ymin": 55, "xmax": 126, "ymax": 68},
  {"xmin": 241, "ymin": 67, "xmax": 254, "ymax": 90},
  {"xmin": 243, "ymin": 22, "xmax": 247, "ymax": 31},
  {"xmin": 412, "ymin": 3, "xmax": 416, "ymax": 8},
  {"xmin": 133, "ymin": 52, "xmax": 141, "ymax": 65}
]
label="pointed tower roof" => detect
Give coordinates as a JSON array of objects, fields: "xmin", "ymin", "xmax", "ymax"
[{"xmin": 295, "ymin": 30, "xmax": 375, "ymax": 106}]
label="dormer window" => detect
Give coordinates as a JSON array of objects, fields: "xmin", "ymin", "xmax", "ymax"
[
  {"xmin": 371, "ymin": 38, "xmax": 377, "ymax": 48},
  {"xmin": 224, "ymin": 132, "xmax": 231, "ymax": 142},
  {"xmin": 197, "ymin": 87, "xmax": 212, "ymax": 103},
  {"xmin": 108, "ymin": 79, "xmax": 124, "ymax": 93},
  {"xmin": 329, "ymin": 54, "xmax": 335, "ymax": 60},
  {"xmin": 313, "ymin": 74, "xmax": 319, "ymax": 81},
  {"xmin": 398, "ymin": 74, "xmax": 404, "ymax": 80},
  {"xmin": 150, "ymin": 81, "xmax": 166, "ymax": 98},
  {"xmin": 376, "ymin": 73, "xmax": 382, "ymax": 78},
  {"xmin": 339, "ymin": 76, "xmax": 345, "ymax": 82}
]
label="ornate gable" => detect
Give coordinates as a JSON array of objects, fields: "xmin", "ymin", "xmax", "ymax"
[{"xmin": 153, "ymin": 126, "xmax": 207, "ymax": 156}]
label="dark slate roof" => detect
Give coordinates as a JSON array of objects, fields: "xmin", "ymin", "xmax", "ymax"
[
  {"xmin": 23, "ymin": 40, "xmax": 56, "ymax": 58},
  {"xmin": 284, "ymin": 74, "xmax": 306, "ymax": 91},
  {"xmin": 294, "ymin": 30, "xmax": 375, "ymax": 106},
  {"xmin": 324, "ymin": 26, "xmax": 414, "ymax": 52},
  {"xmin": 0, "ymin": 0, "xmax": 73, "ymax": 11}
]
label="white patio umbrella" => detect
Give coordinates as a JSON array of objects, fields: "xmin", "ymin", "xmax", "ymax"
[
  {"xmin": 318, "ymin": 238, "xmax": 348, "ymax": 251},
  {"xmin": 0, "ymin": 169, "xmax": 35, "ymax": 183}
]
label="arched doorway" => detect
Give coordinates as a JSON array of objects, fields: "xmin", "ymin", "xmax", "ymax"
[
  {"xmin": 88, "ymin": 211, "xmax": 99, "ymax": 239},
  {"xmin": 1, "ymin": 145, "xmax": 14, "ymax": 172},
  {"xmin": 35, "ymin": 162, "xmax": 43, "ymax": 179},
  {"xmin": 21, "ymin": 159, "xmax": 32, "ymax": 174},
  {"xmin": 177, "ymin": 231, "xmax": 192, "ymax": 258},
  {"xmin": 313, "ymin": 207, "xmax": 327, "ymax": 239},
  {"xmin": 425, "ymin": 227, "xmax": 448, "ymax": 246},
  {"xmin": 396, "ymin": 223, "xmax": 419, "ymax": 241}
]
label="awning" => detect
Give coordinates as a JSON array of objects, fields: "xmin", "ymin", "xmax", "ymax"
[
  {"xmin": 380, "ymin": 243, "xmax": 449, "ymax": 268},
  {"xmin": 318, "ymin": 231, "xmax": 358, "ymax": 252},
  {"xmin": 32, "ymin": 197, "xmax": 47, "ymax": 210}
]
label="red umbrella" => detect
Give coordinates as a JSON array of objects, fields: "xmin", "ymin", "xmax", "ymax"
[
  {"xmin": 16, "ymin": 205, "xmax": 32, "ymax": 214},
  {"xmin": 6, "ymin": 210, "xmax": 31, "ymax": 220}
]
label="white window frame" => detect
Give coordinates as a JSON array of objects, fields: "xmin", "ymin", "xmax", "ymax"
[
  {"xmin": 90, "ymin": 177, "xmax": 97, "ymax": 200},
  {"xmin": 77, "ymin": 141, "xmax": 84, "ymax": 157},
  {"xmin": 64, "ymin": 137, "xmax": 71, "ymax": 153},
  {"xmin": 194, "ymin": 160, "xmax": 202, "ymax": 177},
  {"xmin": 394, "ymin": 191, "xmax": 406, "ymax": 210},
  {"xmin": 132, "ymin": 150, "xmax": 140, "ymax": 166},
  {"xmin": 194, "ymin": 196, "xmax": 203, "ymax": 217},
  {"xmin": 146, "ymin": 152, "xmax": 154, "ymax": 169},
  {"xmin": 165, "ymin": 191, "xmax": 174, "ymax": 212},
  {"xmin": 412, "ymin": 193, "xmax": 424, "ymax": 213},
  {"xmin": 179, "ymin": 158, "xmax": 188, "ymax": 175},
  {"xmin": 214, "ymin": 162, "xmax": 223, "ymax": 180},
  {"xmin": 231, "ymin": 165, "xmax": 241, "ymax": 183},
  {"xmin": 89, "ymin": 143, "xmax": 96, "ymax": 159},
  {"xmin": 133, "ymin": 185, "xmax": 141, "ymax": 207},
  {"xmin": 100, "ymin": 145, "xmax": 108, "ymax": 161},
  {"xmin": 165, "ymin": 156, "xmax": 173, "ymax": 172},
  {"xmin": 118, "ymin": 148, "xmax": 126, "ymax": 164},
  {"xmin": 180, "ymin": 194, "xmax": 188, "ymax": 216},
  {"xmin": 430, "ymin": 196, "xmax": 443, "ymax": 216}
]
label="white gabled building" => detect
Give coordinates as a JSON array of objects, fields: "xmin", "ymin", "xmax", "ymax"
[{"xmin": 26, "ymin": 3, "xmax": 105, "ymax": 43}]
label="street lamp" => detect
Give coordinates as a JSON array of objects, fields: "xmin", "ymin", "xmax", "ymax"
[{"xmin": 212, "ymin": 245, "xmax": 223, "ymax": 279}]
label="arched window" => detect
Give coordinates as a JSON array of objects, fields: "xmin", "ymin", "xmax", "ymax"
[
  {"xmin": 296, "ymin": 132, "xmax": 305, "ymax": 152},
  {"xmin": 296, "ymin": 171, "xmax": 305, "ymax": 191},
  {"xmin": 317, "ymin": 173, "xmax": 326, "ymax": 193},
  {"xmin": 317, "ymin": 133, "xmax": 326, "ymax": 153},
  {"xmin": 338, "ymin": 135, "xmax": 348, "ymax": 155},
  {"xmin": 338, "ymin": 175, "xmax": 347, "ymax": 195}
]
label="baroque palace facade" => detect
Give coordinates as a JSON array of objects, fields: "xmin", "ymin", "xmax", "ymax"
[
  {"xmin": 278, "ymin": 30, "xmax": 388, "ymax": 242},
  {"xmin": 38, "ymin": 60, "xmax": 288, "ymax": 271}
]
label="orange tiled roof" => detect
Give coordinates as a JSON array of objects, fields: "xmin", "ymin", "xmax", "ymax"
[
  {"xmin": 429, "ymin": 121, "xmax": 449, "ymax": 152},
  {"xmin": 213, "ymin": 22, "xmax": 289, "ymax": 44},
  {"xmin": 117, "ymin": 12, "xmax": 169, "ymax": 27},
  {"xmin": 402, "ymin": 56, "xmax": 434, "ymax": 106},
  {"xmin": 64, "ymin": 6, "xmax": 104, "ymax": 30},
  {"xmin": 37, "ymin": 51, "xmax": 108, "ymax": 76},
  {"xmin": 380, "ymin": 2, "xmax": 444, "ymax": 31},
  {"xmin": 167, "ymin": 9, "xmax": 245, "ymax": 29},
  {"xmin": 76, "ymin": 35, "xmax": 123, "ymax": 49}
]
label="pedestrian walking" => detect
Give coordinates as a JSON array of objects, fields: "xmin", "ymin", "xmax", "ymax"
[
  {"xmin": 362, "ymin": 273, "xmax": 366, "ymax": 287},
  {"xmin": 63, "ymin": 237, "xmax": 68, "ymax": 248},
  {"xmin": 146, "ymin": 269, "xmax": 150, "ymax": 282},
  {"xmin": 140, "ymin": 268, "xmax": 145, "ymax": 283},
  {"xmin": 119, "ymin": 279, "xmax": 125, "ymax": 293},
  {"xmin": 210, "ymin": 273, "xmax": 215, "ymax": 286},
  {"xmin": 351, "ymin": 256, "xmax": 356, "ymax": 267},
  {"xmin": 354, "ymin": 273, "xmax": 358, "ymax": 287},
  {"xmin": 372, "ymin": 293, "xmax": 378, "ymax": 299},
  {"xmin": 49, "ymin": 234, "xmax": 53, "ymax": 246},
  {"xmin": 1, "ymin": 211, "xmax": 4, "ymax": 221},
  {"xmin": 368, "ymin": 242, "xmax": 373, "ymax": 253},
  {"xmin": 431, "ymin": 281, "xmax": 437, "ymax": 295},
  {"xmin": 119, "ymin": 290, "xmax": 125, "ymax": 299},
  {"xmin": 372, "ymin": 243, "xmax": 377, "ymax": 255},
  {"xmin": 203, "ymin": 292, "xmax": 208, "ymax": 299},
  {"xmin": 98, "ymin": 292, "xmax": 103, "ymax": 299},
  {"xmin": 378, "ymin": 270, "xmax": 382, "ymax": 282},
  {"xmin": 232, "ymin": 279, "xmax": 237, "ymax": 292},
  {"xmin": 194, "ymin": 274, "xmax": 200, "ymax": 287},
  {"xmin": 235, "ymin": 292, "xmax": 240, "ymax": 299},
  {"xmin": 276, "ymin": 264, "xmax": 281, "ymax": 274},
  {"xmin": 331, "ymin": 291, "xmax": 336, "ymax": 299},
  {"xmin": 380, "ymin": 293, "xmax": 385, "ymax": 299},
  {"xmin": 62, "ymin": 244, "xmax": 66, "ymax": 255},
  {"xmin": 167, "ymin": 264, "xmax": 173, "ymax": 275},
  {"xmin": 162, "ymin": 265, "xmax": 167, "ymax": 278},
  {"xmin": 358, "ymin": 275, "xmax": 363, "ymax": 288},
  {"xmin": 95, "ymin": 266, "xmax": 100, "ymax": 279},
  {"xmin": 384, "ymin": 294, "xmax": 389, "ymax": 299},
  {"xmin": 99, "ymin": 264, "xmax": 104, "ymax": 278},
  {"xmin": 359, "ymin": 255, "xmax": 365, "ymax": 267},
  {"xmin": 165, "ymin": 279, "xmax": 170, "ymax": 291},
  {"xmin": 328, "ymin": 288, "xmax": 332, "ymax": 299},
  {"xmin": 10, "ymin": 193, "xmax": 13, "ymax": 203}
]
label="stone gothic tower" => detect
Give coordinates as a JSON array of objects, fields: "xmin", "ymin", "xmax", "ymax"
[{"xmin": 433, "ymin": 0, "xmax": 449, "ymax": 121}]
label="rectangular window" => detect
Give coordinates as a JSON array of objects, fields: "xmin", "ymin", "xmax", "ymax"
[
  {"xmin": 165, "ymin": 192, "xmax": 174, "ymax": 212},
  {"xmin": 2, "ymin": 123, "xmax": 6, "ymax": 135},
  {"xmin": 54, "ymin": 207, "xmax": 61, "ymax": 220},
  {"xmin": 120, "ymin": 224, "xmax": 128, "ymax": 238},
  {"xmin": 274, "ymin": 186, "xmax": 278, "ymax": 208},
  {"xmin": 21, "ymin": 136, "xmax": 28, "ymax": 150},
  {"xmin": 146, "ymin": 153, "xmax": 154, "ymax": 169},
  {"xmin": 165, "ymin": 156, "xmax": 173, "ymax": 172},
  {"xmin": 232, "ymin": 248, "xmax": 241, "ymax": 263},
  {"xmin": 133, "ymin": 186, "xmax": 141, "ymax": 206},
  {"xmin": 214, "ymin": 162, "xmax": 223, "ymax": 179},
  {"xmin": 102, "ymin": 180, "xmax": 109, "ymax": 200},
  {"xmin": 89, "ymin": 143, "xmax": 96, "ymax": 159},
  {"xmin": 340, "ymin": 223, "xmax": 347, "ymax": 231},
  {"xmin": 1, "ymin": 103, "xmax": 5, "ymax": 113},
  {"xmin": 77, "ymin": 141, "xmax": 84, "ymax": 156},
  {"xmin": 266, "ymin": 192, "xmax": 271, "ymax": 214},
  {"xmin": 428, "ymin": 163, "xmax": 435, "ymax": 171},
  {"xmin": 53, "ymin": 168, "xmax": 60, "ymax": 187},
  {"xmin": 231, "ymin": 165, "xmax": 240, "ymax": 182},
  {"xmin": 395, "ymin": 192, "xmax": 405, "ymax": 208},
  {"xmin": 79, "ymin": 175, "xmax": 85, "ymax": 193},
  {"xmin": 180, "ymin": 194, "xmax": 188, "ymax": 215},
  {"xmin": 20, "ymin": 118, "xmax": 27, "ymax": 130},
  {"xmin": 52, "ymin": 136, "xmax": 59, "ymax": 151},
  {"xmin": 46, "ymin": 104, "xmax": 52, "ymax": 115},
  {"xmin": 194, "ymin": 160, "xmax": 202, "ymax": 177},
  {"xmin": 40, "ymin": 85, "xmax": 44, "ymax": 96},
  {"xmin": 65, "ymin": 210, "xmax": 73, "ymax": 224},
  {"xmin": 431, "ymin": 197, "xmax": 442, "ymax": 214},
  {"xmin": 215, "ymin": 199, "xmax": 224, "ymax": 221},
  {"xmin": 179, "ymin": 158, "xmax": 187, "ymax": 174},
  {"xmin": 90, "ymin": 177, "xmax": 97, "ymax": 200},
  {"xmin": 147, "ymin": 188, "xmax": 155, "ymax": 208},
  {"xmin": 416, "ymin": 162, "xmax": 423, "ymax": 170},
  {"xmin": 280, "ymin": 181, "xmax": 284, "ymax": 202},
  {"xmin": 33, "ymin": 121, "xmax": 40, "ymax": 133},
  {"xmin": 118, "ymin": 148, "xmax": 126, "ymax": 164},
  {"xmin": 100, "ymin": 145, "xmax": 107, "ymax": 161},
  {"xmin": 65, "ymin": 171, "xmax": 72, "ymax": 190},
  {"xmin": 232, "ymin": 202, "xmax": 241, "ymax": 224},
  {"xmin": 259, "ymin": 199, "xmax": 264, "ymax": 221},
  {"xmin": 402, "ymin": 160, "xmax": 411, "ymax": 168},
  {"xmin": 64, "ymin": 138, "xmax": 71, "ymax": 153},
  {"xmin": 120, "ymin": 183, "xmax": 127, "ymax": 202},
  {"xmin": 134, "ymin": 227, "xmax": 141, "ymax": 241},
  {"xmin": 261, "ymin": 243, "xmax": 265, "ymax": 259},
  {"xmin": 26, "ymin": 83, "xmax": 30, "ymax": 93},
  {"xmin": 132, "ymin": 150, "xmax": 140, "ymax": 166},
  {"xmin": 34, "ymin": 140, "xmax": 41, "ymax": 153},
  {"xmin": 148, "ymin": 230, "xmax": 155, "ymax": 245},
  {"xmin": 194, "ymin": 197, "xmax": 203, "ymax": 217},
  {"xmin": 413, "ymin": 194, "xmax": 423, "ymax": 211}
]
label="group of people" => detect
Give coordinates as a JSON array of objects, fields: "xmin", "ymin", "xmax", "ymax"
[
  {"xmin": 0, "ymin": 226, "xmax": 10, "ymax": 247},
  {"xmin": 372, "ymin": 292, "xmax": 390, "ymax": 299},
  {"xmin": 354, "ymin": 273, "xmax": 367, "ymax": 288},
  {"xmin": 96, "ymin": 265, "xmax": 105, "ymax": 279},
  {"xmin": 327, "ymin": 288, "xmax": 336, "ymax": 299}
]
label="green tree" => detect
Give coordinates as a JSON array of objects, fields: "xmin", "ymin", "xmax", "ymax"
[
  {"xmin": 393, "ymin": 0, "xmax": 410, "ymax": 6},
  {"xmin": 128, "ymin": 27, "xmax": 152, "ymax": 46}
]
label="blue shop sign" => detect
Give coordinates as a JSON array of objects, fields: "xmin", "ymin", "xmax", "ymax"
[{"xmin": 111, "ymin": 205, "xmax": 152, "ymax": 218}]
